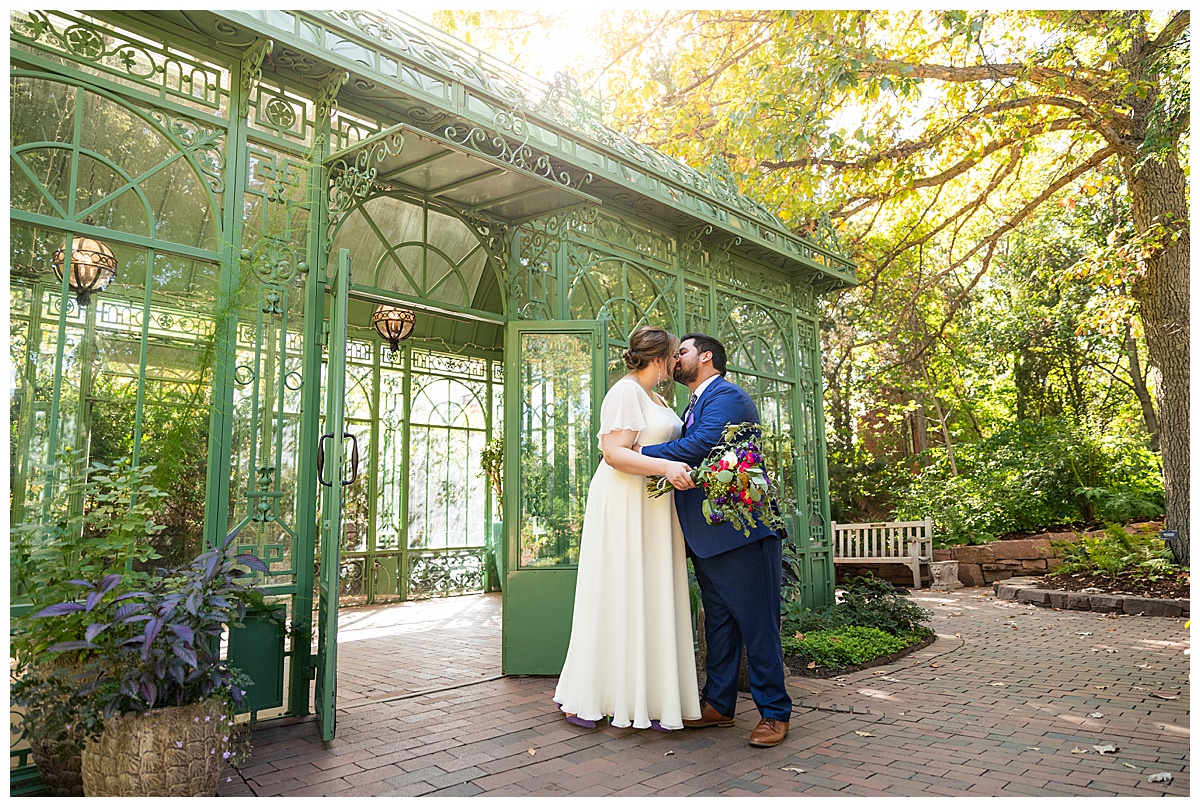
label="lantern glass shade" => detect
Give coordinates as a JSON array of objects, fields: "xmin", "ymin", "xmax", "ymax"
[
  {"xmin": 372, "ymin": 304, "xmax": 416, "ymax": 353},
  {"xmin": 51, "ymin": 235, "xmax": 118, "ymax": 307}
]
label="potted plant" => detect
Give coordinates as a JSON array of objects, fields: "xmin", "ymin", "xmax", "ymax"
[
  {"xmin": 10, "ymin": 450, "xmax": 165, "ymax": 796},
  {"xmin": 32, "ymin": 532, "xmax": 268, "ymax": 796}
]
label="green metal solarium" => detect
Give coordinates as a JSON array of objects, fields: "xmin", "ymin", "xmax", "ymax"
[{"xmin": 8, "ymin": 8, "xmax": 855, "ymax": 781}]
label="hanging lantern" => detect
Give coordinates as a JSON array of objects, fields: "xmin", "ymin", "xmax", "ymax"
[
  {"xmin": 51, "ymin": 225, "xmax": 117, "ymax": 308},
  {"xmin": 372, "ymin": 304, "xmax": 416, "ymax": 355}
]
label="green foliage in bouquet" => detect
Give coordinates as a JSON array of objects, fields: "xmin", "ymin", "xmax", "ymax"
[{"xmin": 647, "ymin": 422, "xmax": 785, "ymax": 537}]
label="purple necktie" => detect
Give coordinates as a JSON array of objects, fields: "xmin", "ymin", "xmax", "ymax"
[{"xmin": 682, "ymin": 392, "xmax": 698, "ymax": 430}]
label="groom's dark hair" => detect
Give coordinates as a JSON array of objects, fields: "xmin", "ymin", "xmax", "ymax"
[{"xmin": 682, "ymin": 333, "xmax": 727, "ymax": 374}]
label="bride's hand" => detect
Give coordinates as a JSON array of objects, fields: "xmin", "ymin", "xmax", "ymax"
[{"xmin": 664, "ymin": 461, "xmax": 694, "ymax": 490}]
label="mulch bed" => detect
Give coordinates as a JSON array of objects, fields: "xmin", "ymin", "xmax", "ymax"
[
  {"xmin": 1028, "ymin": 569, "xmax": 1190, "ymax": 600},
  {"xmin": 783, "ymin": 631, "xmax": 937, "ymax": 679}
]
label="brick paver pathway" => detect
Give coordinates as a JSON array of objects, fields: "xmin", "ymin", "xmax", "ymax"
[
  {"xmin": 221, "ymin": 587, "xmax": 1189, "ymax": 797},
  {"xmin": 336, "ymin": 594, "xmax": 502, "ymax": 709}
]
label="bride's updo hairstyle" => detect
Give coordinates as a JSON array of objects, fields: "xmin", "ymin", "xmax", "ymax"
[{"xmin": 622, "ymin": 326, "xmax": 679, "ymax": 371}]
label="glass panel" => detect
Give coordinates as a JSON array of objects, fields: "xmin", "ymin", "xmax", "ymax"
[
  {"xmin": 407, "ymin": 375, "xmax": 487, "ymax": 552},
  {"xmin": 9, "ymin": 75, "xmax": 77, "ymax": 149},
  {"xmin": 518, "ymin": 332, "xmax": 593, "ymax": 567}
]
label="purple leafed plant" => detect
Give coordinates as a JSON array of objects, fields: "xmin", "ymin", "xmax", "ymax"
[{"xmin": 33, "ymin": 532, "xmax": 269, "ymax": 719}]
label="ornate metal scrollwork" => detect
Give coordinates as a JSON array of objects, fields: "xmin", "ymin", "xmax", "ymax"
[
  {"xmin": 407, "ymin": 549, "xmax": 486, "ymax": 598},
  {"xmin": 325, "ymin": 127, "xmax": 405, "ymax": 237},
  {"xmin": 240, "ymin": 238, "xmax": 304, "ymax": 287},
  {"xmin": 809, "ymin": 210, "xmax": 846, "ymax": 257},
  {"xmin": 239, "ymin": 37, "xmax": 274, "ymax": 120},
  {"xmin": 533, "ymin": 71, "xmax": 602, "ymax": 132},
  {"xmin": 315, "ymin": 70, "xmax": 350, "ymax": 121},
  {"xmin": 149, "ymin": 109, "xmax": 226, "ymax": 193}
]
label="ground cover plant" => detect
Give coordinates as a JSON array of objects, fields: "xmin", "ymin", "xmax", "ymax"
[{"xmin": 781, "ymin": 575, "xmax": 933, "ymax": 674}]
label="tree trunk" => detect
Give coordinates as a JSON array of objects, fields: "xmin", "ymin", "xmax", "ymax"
[
  {"xmin": 1127, "ymin": 152, "xmax": 1189, "ymax": 565},
  {"xmin": 1123, "ymin": 320, "xmax": 1160, "ymax": 452}
]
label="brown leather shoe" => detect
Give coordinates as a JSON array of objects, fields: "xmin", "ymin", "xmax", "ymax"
[
  {"xmin": 682, "ymin": 700, "xmax": 735, "ymax": 728},
  {"xmin": 748, "ymin": 717, "xmax": 789, "ymax": 747}
]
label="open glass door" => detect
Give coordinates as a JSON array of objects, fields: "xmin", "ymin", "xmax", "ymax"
[
  {"xmin": 502, "ymin": 322, "xmax": 604, "ymax": 674},
  {"xmin": 315, "ymin": 248, "xmax": 354, "ymax": 740}
]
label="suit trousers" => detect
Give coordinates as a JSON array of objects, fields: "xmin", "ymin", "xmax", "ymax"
[{"xmin": 690, "ymin": 535, "xmax": 792, "ymax": 721}]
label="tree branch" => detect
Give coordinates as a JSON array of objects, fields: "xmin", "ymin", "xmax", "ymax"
[
  {"xmin": 1145, "ymin": 10, "xmax": 1190, "ymax": 57},
  {"xmin": 864, "ymin": 58, "xmax": 1101, "ymax": 101}
]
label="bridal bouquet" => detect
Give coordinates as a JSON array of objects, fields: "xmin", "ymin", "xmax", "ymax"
[{"xmin": 647, "ymin": 422, "xmax": 786, "ymax": 537}]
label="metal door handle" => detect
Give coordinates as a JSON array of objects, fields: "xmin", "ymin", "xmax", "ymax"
[
  {"xmin": 318, "ymin": 431, "xmax": 360, "ymax": 488},
  {"xmin": 318, "ymin": 432, "xmax": 334, "ymax": 487},
  {"xmin": 343, "ymin": 432, "xmax": 359, "ymax": 486}
]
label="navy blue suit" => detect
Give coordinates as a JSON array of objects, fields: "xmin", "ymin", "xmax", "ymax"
[{"xmin": 641, "ymin": 375, "xmax": 792, "ymax": 721}]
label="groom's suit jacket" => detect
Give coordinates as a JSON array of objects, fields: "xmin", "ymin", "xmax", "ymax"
[{"xmin": 641, "ymin": 375, "xmax": 777, "ymax": 558}]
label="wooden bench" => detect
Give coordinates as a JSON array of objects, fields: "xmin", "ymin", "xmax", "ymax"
[{"xmin": 832, "ymin": 518, "xmax": 934, "ymax": 589}]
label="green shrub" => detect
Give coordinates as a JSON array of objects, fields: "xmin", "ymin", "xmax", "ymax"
[
  {"xmin": 1052, "ymin": 523, "xmax": 1181, "ymax": 579},
  {"xmin": 783, "ymin": 574, "xmax": 932, "ymax": 638},
  {"xmin": 782, "ymin": 626, "xmax": 920, "ymax": 667},
  {"xmin": 891, "ymin": 418, "xmax": 1163, "ymax": 545}
]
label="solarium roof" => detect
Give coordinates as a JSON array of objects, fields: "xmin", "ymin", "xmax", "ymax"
[{"xmin": 147, "ymin": 8, "xmax": 856, "ymax": 290}]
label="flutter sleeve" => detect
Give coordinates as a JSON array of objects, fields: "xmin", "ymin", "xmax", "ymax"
[{"xmin": 597, "ymin": 380, "xmax": 647, "ymax": 437}]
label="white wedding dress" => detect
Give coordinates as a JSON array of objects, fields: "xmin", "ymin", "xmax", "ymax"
[{"xmin": 553, "ymin": 377, "xmax": 701, "ymax": 729}]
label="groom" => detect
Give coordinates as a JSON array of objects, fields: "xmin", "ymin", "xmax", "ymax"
[{"xmin": 640, "ymin": 333, "xmax": 791, "ymax": 747}]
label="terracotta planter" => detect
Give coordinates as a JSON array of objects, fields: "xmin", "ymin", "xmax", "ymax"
[{"xmin": 81, "ymin": 699, "xmax": 231, "ymax": 797}]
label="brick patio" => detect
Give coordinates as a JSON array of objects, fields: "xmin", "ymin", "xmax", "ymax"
[{"xmin": 221, "ymin": 587, "xmax": 1190, "ymax": 796}]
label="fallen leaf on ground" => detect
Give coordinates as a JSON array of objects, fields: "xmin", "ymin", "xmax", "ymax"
[
  {"xmin": 1077, "ymin": 632, "xmax": 1093, "ymax": 636},
  {"xmin": 853, "ymin": 731, "xmax": 874, "ymax": 737},
  {"xmin": 930, "ymin": 662, "xmax": 940, "ymax": 668},
  {"xmin": 1089, "ymin": 712, "xmax": 1104, "ymax": 718},
  {"xmin": 1025, "ymin": 747, "xmax": 1041, "ymax": 751},
  {"xmin": 1151, "ymin": 693, "xmax": 1177, "ymax": 700},
  {"xmin": 1147, "ymin": 772, "xmax": 1173, "ymax": 783},
  {"xmin": 1122, "ymin": 763, "xmax": 1138, "ymax": 770},
  {"xmin": 806, "ymin": 661, "xmax": 817, "ymax": 669},
  {"xmin": 780, "ymin": 766, "xmax": 806, "ymax": 773},
  {"xmin": 1132, "ymin": 686, "xmax": 1147, "ymax": 691},
  {"xmin": 880, "ymin": 676, "xmax": 899, "ymax": 682},
  {"xmin": 664, "ymin": 750, "xmax": 674, "ymax": 756},
  {"xmin": 954, "ymin": 633, "xmax": 961, "ymax": 638},
  {"xmin": 527, "ymin": 748, "xmax": 536, "ymax": 756},
  {"xmin": 1070, "ymin": 748, "xmax": 1089, "ymax": 754},
  {"xmin": 872, "ymin": 670, "xmax": 885, "ymax": 675},
  {"xmin": 898, "ymin": 712, "xmax": 906, "ymax": 716},
  {"xmin": 1093, "ymin": 744, "xmax": 1119, "ymax": 755}
]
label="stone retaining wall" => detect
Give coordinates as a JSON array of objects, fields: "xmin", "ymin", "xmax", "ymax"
[
  {"xmin": 994, "ymin": 577, "xmax": 1190, "ymax": 618},
  {"xmin": 931, "ymin": 531, "xmax": 1089, "ymax": 587}
]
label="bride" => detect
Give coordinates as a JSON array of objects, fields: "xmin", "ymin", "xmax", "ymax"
[{"xmin": 553, "ymin": 326, "xmax": 701, "ymax": 730}]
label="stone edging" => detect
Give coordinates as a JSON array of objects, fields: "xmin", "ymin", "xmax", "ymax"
[{"xmin": 994, "ymin": 577, "xmax": 1190, "ymax": 617}]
